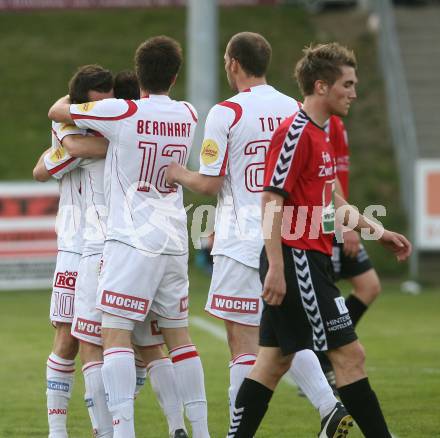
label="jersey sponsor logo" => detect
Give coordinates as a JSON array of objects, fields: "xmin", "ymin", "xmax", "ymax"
[
  {"xmin": 334, "ymin": 296, "xmax": 349, "ymax": 315},
  {"xmin": 211, "ymin": 294, "xmax": 259, "ymax": 314},
  {"xmin": 322, "ymin": 180, "xmax": 335, "ymax": 234},
  {"xmin": 151, "ymin": 319, "xmax": 161, "ymax": 336},
  {"xmin": 50, "ymin": 146, "xmax": 67, "ymax": 163},
  {"xmin": 75, "ymin": 318, "xmax": 101, "ymax": 337},
  {"xmin": 48, "ymin": 408, "xmax": 67, "ymax": 415},
  {"xmin": 101, "ymin": 290, "xmax": 148, "ymax": 314},
  {"xmin": 180, "ymin": 295, "xmax": 189, "ymax": 312},
  {"xmin": 47, "ymin": 380, "xmax": 70, "ymax": 392},
  {"xmin": 54, "ymin": 271, "xmax": 78, "ymax": 290},
  {"xmin": 76, "ymin": 101, "xmax": 97, "ymax": 113},
  {"xmin": 201, "ymin": 139, "xmax": 219, "ymax": 165}
]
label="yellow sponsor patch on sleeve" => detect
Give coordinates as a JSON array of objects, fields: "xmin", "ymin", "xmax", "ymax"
[
  {"xmin": 201, "ymin": 139, "xmax": 219, "ymax": 165},
  {"xmin": 50, "ymin": 147, "xmax": 66, "ymax": 163},
  {"xmin": 61, "ymin": 123, "xmax": 80, "ymax": 132},
  {"xmin": 75, "ymin": 101, "xmax": 97, "ymax": 113}
]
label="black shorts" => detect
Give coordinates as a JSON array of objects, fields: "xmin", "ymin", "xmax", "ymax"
[
  {"xmin": 331, "ymin": 237, "xmax": 373, "ymax": 281},
  {"xmin": 259, "ymin": 244, "xmax": 357, "ymax": 355}
]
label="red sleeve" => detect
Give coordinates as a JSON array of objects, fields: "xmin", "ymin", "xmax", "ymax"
[
  {"xmin": 263, "ymin": 114, "xmax": 309, "ymax": 198},
  {"xmin": 329, "ymin": 116, "xmax": 350, "ymax": 198}
]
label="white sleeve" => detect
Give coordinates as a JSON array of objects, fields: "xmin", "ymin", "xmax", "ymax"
[
  {"xmin": 43, "ymin": 122, "xmax": 85, "ymax": 179},
  {"xmin": 199, "ymin": 104, "xmax": 235, "ymax": 177},
  {"xmin": 44, "ymin": 145, "xmax": 82, "ymax": 180},
  {"xmin": 70, "ymin": 98, "xmax": 138, "ymax": 141}
]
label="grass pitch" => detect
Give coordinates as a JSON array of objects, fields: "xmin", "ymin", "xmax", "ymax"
[{"xmin": 0, "ymin": 269, "xmax": 439, "ymax": 437}]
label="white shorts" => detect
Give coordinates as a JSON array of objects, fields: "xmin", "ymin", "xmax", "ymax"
[
  {"xmin": 71, "ymin": 254, "xmax": 103, "ymax": 345},
  {"xmin": 50, "ymin": 251, "xmax": 81, "ymax": 324},
  {"xmin": 72, "ymin": 254, "xmax": 166, "ymax": 347},
  {"xmin": 205, "ymin": 255, "xmax": 263, "ymax": 326},
  {"xmin": 97, "ymin": 241, "xmax": 189, "ymax": 327}
]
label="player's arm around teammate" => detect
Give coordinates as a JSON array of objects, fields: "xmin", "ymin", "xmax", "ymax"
[{"xmin": 50, "ymin": 37, "xmax": 209, "ymax": 438}]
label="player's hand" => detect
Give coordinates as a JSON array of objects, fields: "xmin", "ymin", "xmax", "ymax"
[
  {"xmin": 342, "ymin": 229, "xmax": 360, "ymax": 258},
  {"xmin": 165, "ymin": 161, "xmax": 183, "ymax": 186},
  {"xmin": 262, "ymin": 265, "xmax": 286, "ymax": 306},
  {"xmin": 379, "ymin": 230, "xmax": 412, "ymax": 261}
]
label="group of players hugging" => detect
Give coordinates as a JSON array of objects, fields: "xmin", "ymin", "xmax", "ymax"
[{"xmin": 33, "ymin": 32, "xmax": 411, "ymax": 438}]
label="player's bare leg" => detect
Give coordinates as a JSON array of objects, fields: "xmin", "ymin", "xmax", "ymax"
[
  {"xmin": 347, "ymin": 269, "xmax": 381, "ymax": 327},
  {"xmin": 136, "ymin": 345, "xmax": 186, "ymax": 437},
  {"xmin": 47, "ymin": 323, "xmax": 78, "ymax": 438},
  {"xmin": 161, "ymin": 327, "xmax": 210, "ymax": 438},
  {"xmin": 101, "ymin": 318, "xmax": 136, "ymax": 438},
  {"xmin": 227, "ymin": 347, "xmax": 293, "ymax": 437},
  {"xmin": 79, "ymin": 341, "xmax": 113, "ymax": 438},
  {"xmin": 327, "ymin": 340, "xmax": 392, "ymax": 437}
]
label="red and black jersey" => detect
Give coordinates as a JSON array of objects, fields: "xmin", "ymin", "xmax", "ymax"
[
  {"xmin": 263, "ymin": 109, "xmax": 337, "ymax": 256},
  {"xmin": 326, "ymin": 115, "xmax": 349, "ymax": 199}
]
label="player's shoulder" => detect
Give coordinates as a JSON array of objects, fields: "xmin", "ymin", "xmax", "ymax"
[
  {"xmin": 71, "ymin": 98, "xmax": 138, "ymax": 119},
  {"xmin": 52, "ymin": 120, "xmax": 85, "ymax": 140},
  {"xmin": 179, "ymin": 100, "xmax": 198, "ymax": 123},
  {"xmin": 209, "ymin": 95, "xmax": 244, "ymax": 128},
  {"xmin": 329, "ymin": 115, "xmax": 345, "ymax": 130}
]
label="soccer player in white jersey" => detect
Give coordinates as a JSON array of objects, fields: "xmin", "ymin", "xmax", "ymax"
[
  {"xmin": 59, "ymin": 70, "xmax": 188, "ymax": 438},
  {"xmin": 166, "ymin": 32, "xmax": 351, "ymax": 437},
  {"xmin": 33, "ymin": 65, "xmax": 113, "ymax": 438},
  {"xmin": 48, "ymin": 37, "xmax": 209, "ymax": 438}
]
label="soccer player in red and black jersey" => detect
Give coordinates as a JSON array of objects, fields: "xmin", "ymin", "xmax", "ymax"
[{"xmin": 227, "ymin": 43, "xmax": 411, "ymax": 438}]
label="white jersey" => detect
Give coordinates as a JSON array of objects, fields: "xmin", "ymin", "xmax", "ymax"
[
  {"xmin": 46, "ymin": 126, "xmax": 107, "ymax": 256},
  {"xmin": 44, "ymin": 122, "xmax": 83, "ymax": 254},
  {"xmin": 199, "ymin": 85, "xmax": 299, "ymax": 268},
  {"xmin": 70, "ymin": 96, "xmax": 198, "ymax": 255}
]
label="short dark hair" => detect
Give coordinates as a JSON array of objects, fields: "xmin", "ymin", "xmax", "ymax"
[
  {"xmin": 227, "ymin": 32, "xmax": 272, "ymax": 77},
  {"xmin": 295, "ymin": 42, "xmax": 357, "ymax": 97},
  {"xmin": 68, "ymin": 64, "xmax": 113, "ymax": 104},
  {"xmin": 114, "ymin": 70, "xmax": 140, "ymax": 100},
  {"xmin": 135, "ymin": 36, "xmax": 182, "ymax": 93}
]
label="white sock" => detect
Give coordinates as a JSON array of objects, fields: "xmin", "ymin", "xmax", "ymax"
[
  {"xmin": 82, "ymin": 361, "xmax": 113, "ymax": 438},
  {"xmin": 101, "ymin": 348, "xmax": 136, "ymax": 438},
  {"xmin": 134, "ymin": 357, "xmax": 147, "ymax": 399},
  {"xmin": 288, "ymin": 349, "xmax": 337, "ymax": 418},
  {"xmin": 169, "ymin": 344, "xmax": 209, "ymax": 438},
  {"xmin": 228, "ymin": 353, "xmax": 256, "ymax": 421},
  {"xmin": 46, "ymin": 353, "xmax": 75, "ymax": 438},
  {"xmin": 148, "ymin": 357, "xmax": 185, "ymax": 434}
]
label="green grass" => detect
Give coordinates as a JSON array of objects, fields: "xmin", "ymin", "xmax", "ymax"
[
  {"xmin": 0, "ymin": 5, "xmax": 406, "ymax": 274},
  {"xmin": 0, "ymin": 270, "xmax": 439, "ymax": 437}
]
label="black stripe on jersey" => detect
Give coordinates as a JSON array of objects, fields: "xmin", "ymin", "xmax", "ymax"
[{"xmin": 270, "ymin": 109, "xmax": 308, "ymax": 189}]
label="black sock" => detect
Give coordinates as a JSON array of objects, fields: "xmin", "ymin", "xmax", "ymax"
[
  {"xmin": 227, "ymin": 378, "xmax": 273, "ymax": 437},
  {"xmin": 345, "ymin": 294, "xmax": 368, "ymax": 327},
  {"xmin": 339, "ymin": 377, "xmax": 391, "ymax": 438}
]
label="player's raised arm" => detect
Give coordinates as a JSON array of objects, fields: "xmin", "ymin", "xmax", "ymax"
[{"xmin": 48, "ymin": 95, "xmax": 72, "ymax": 123}]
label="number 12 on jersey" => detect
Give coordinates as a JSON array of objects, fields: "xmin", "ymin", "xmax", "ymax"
[{"xmin": 137, "ymin": 141, "xmax": 187, "ymax": 194}]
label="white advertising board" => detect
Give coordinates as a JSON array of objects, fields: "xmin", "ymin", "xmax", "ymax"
[
  {"xmin": 0, "ymin": 181, "xmax": 59, "ymax": 290},
  {"xmin": 415, "ymin": 160, "xmax": 440, "ymax": 250}
]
